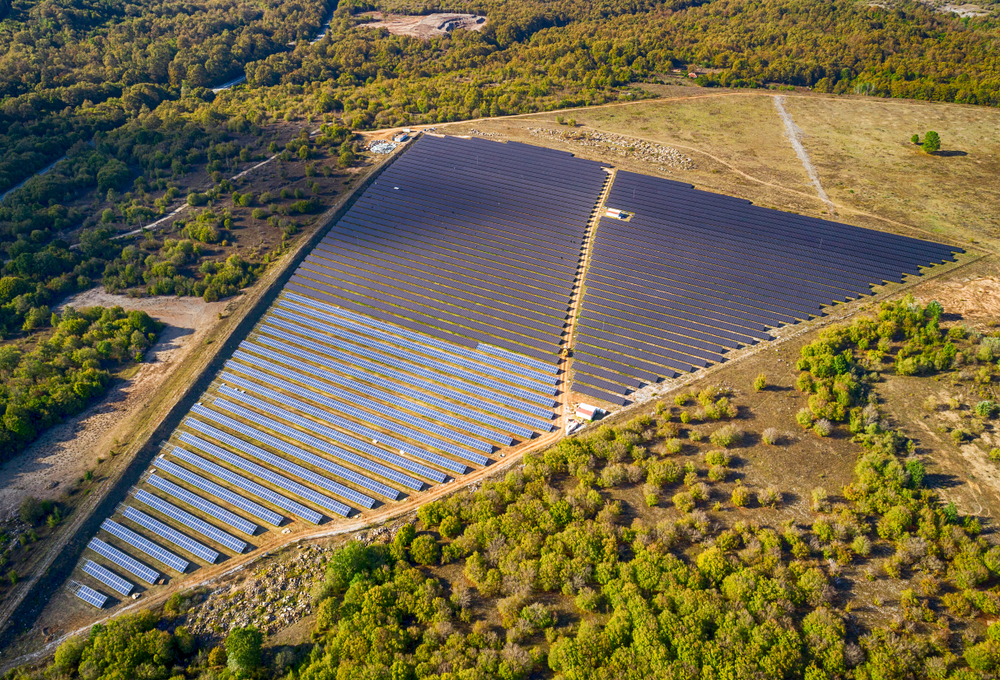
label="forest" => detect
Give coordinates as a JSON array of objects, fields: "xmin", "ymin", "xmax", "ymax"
[
  {"xmin": 12, "ymin": 296, "xmax": 1000, "ymax": 679},
  {"xmin": 0, "ymin": 304, "xmax": 162, "ymax": 459}
]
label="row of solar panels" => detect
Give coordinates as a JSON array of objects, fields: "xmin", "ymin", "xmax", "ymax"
[{"xmin": 571, "ymin": 171, "xmax": 962, "ymax": 402}]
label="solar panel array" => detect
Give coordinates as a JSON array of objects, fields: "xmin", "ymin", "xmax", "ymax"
[
  {"xmin": 73, "ymin": 584, "xmax": 108, "ymax": 609},
  {"xmin": 290, "ymin": 134, "xmax": 606, "ymax": 364},
  {"xmin": 87, "ymin": 538, "xmax": 159, "ymax": 584},
  {"xmin": 571, "ymin": 171, "xmax": 963, "ymax": 403},
  {"xmin": 83, "ymin": 561, "xmax": 134, "ymax": 596},
  {"xmin": 134, "ymin": 489, "xmax": 248, "ymax": 554},
  {"xmin": 101, "ymin": 519, "xmax": 189, "ymax": 573}
]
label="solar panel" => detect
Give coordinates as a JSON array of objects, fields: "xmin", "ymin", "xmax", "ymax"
[
  {"xmin": 188, "ymin": 404, "xmax": 406, "ymax": 497},
  {"xmin": 122, "ymin": 506, "xmax": 220, "ymax": 563},
  {"xmin": 181, "ymin": 417, "xmax": 378, "ymax": 508},
  {"xmin": 134, "ymin": 489, "xmax": 247, "ymax": 554},
  {"xmin": 219, "ymin": 371, "xmax": 482, "ymax": 469},
  {"xmin": 195, "ymin": 399, "xmax": 427, "ymax": 491},
  {"xmin": 253, "ymin": 333, "xmax": 552, "ymax": 431},
  {"xmin": 87, "ymin": 537, "xmax": 159, "ymax": 585},
  {"xmin": 101, "ymin": 518, "xmax": 189, "ymax": 573},
  {"xmin": 230, "ymin": 349, "xmax": 512, "ymax": 446},
  {"xmin": 74, "ymin": 584, "xmax": 108, "ymax": 608},
  {"xmin": 265, "ymin": 310, "xmax": 553, "ymax": 415},
  {"xmin": 146, "ymin": 473, "xmax": 258, "ymax": 536},
  {"xmin": 276, "ymin": 301, "xmax": 556, "ymax": 393},
  {"xmin": 235, "ymin": 343, "xmax": 528, "ymax": 440},
  {"xmin": 83, "ymin": 560, "xmax": 134, "ymax": 596},
  {"xmin": 153, "ymin": 457, "xmax": 283, "ymax": 527},
  {"xmin": 172, "ymin": 444, "xmax": 336, "ymax": 524}
]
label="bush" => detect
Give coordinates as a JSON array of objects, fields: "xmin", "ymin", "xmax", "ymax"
[
  {"xmin": 673, "ymin": 491, "xmax": 695, "ymax": 513},
  {"xmin": 439, "ymin": 515, "xmax": 463, "ymax": 539},
  {"xmin": 762, "ymin": 427, "xmax": 780, "ymax": 445},
  {"xmin": 731, "ymin": 483, "xmax": 751, "ymax": 507},
  {"xmin": 19, "ymin": 497, "xmax": 52, "ymax": 525},
  {"xmin": 813, "ymin": 419, "xmax": 833, "ymax": 437},
  {"xmin": 707, "ymin": 465, "xmax": 728, "ymax": 482},
  {"xmin": 664, "ymin": 438, "xmax": 682, "ymax": 454},
  {"xmin": 706, "ymin": 451, "xmax": 731, "ymax": 468},
  {"xmin": 975, "ymin": 400, "xmax": 998, "ymax": 418},
  {"xmin": 226, "ymin": 626, "xmax": 263, "ymax": 674},
  {"xmin": 709, "ymin": 424, "xmax": 742, "ymax": 448},
  {"xmin": 753, "ymin": 373, "xmax": 767, "ymax": 392},
  {"xmin": 796, "ymin": 408, "xmax": 815, "ymax": 429},
  {"xmin": 758, "ymin": 486, "xmax": 781, "ymax": 507}
]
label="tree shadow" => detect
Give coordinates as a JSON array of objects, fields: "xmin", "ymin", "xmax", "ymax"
[{"xmin": 934, "ymin": 150, "xmax": 968, "ymax": 157}]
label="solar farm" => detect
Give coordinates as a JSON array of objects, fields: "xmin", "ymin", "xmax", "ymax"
[{"xmin": 67, "ymin": 134, "xmax": 962, "ymax": 609}]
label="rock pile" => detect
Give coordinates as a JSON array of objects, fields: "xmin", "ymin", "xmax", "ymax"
[
  {"xmin": 185, "ymin": 544, "xmax": 329, "ymax": 641},
  {"xmin": 525, "ymin": 127, "xmax": 695, "ymax": 171},
  {"xmin": 469, "ymin": 129, "xmax": 503, "ymax": 138}
]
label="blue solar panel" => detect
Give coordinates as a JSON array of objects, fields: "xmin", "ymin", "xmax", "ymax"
[
  {"xmin": 133, "ymin": 489, "xmax": 247, "ymax": 554},
  {"xmin": 181, "ymin": 417, "xmax": 377, "ymax": 508},
  {"xmin": 231, "ymin": 348, "xmax": 514, "ymax": 445},
  {"xmin": 88, "ymin": 538, "xmax": 159, "ymax": 585},
  {"xmin": 168, "ymin": 447, "xmax": 323, "ymax": 525},
  {"xmin": 83, "ymin": 560, "xmax": 134, "ymax": 596},
  {"xmin": 146, "ymin": 473, "xmax": 258, "ymax": 536},
  {"xmin": 197, "ymin": 399, "xmax": 428, "ymax": 491},
  {"xmin": 122, "ymin": 506, "xmax": 220, "ymax": 564},
  {"xmin": 74, "ymin": 584, "xmax": 108, "ymax": 608},
  {"xmin": 173, "ymin": 437, "xmax": 342, "ymax": 520},
  {"xmin": 253, "ymin": 333, "xmax": 552, "ymax": 430},
  {"xmin": 284, "ymin": 292, "xmax": 558, "ymax": 382},
  {"xmin": 153, "ymin": 457, "xmax": 283, "ymax": 527},
  {"xmin": 101, "ymin": 519, "xmax": 189, "ymax": 573},
  {"xmin": 258, "ymin": 317, "xmax": 552, "ymax": 418},
  {"xmin": 219, "ymin": 371, "xmax": 481, "ymax": 469},
  {"xmin": 478, "ymin": 342, "xmax": 560, "ymax": 375},
  {"xmin": 225, "ymin": 360, "xmax": 491, "ymax": 457},
  {"xmin": 275, "ymin": 301, "xmax": 556, "ymax": 394}
]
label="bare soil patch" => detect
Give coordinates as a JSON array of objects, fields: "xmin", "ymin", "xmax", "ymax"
[
  {"xmin": 0, "ymin": 291, "xmax": 230, "ymax": 520},
  {"xmin": 358, "ymin": 12, "xmax": 486, "ymax": 39}
]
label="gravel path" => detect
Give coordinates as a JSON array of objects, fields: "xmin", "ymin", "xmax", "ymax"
[{"xmin": 773, "ymin": 95, "xmax": 836, "ymax": 215}]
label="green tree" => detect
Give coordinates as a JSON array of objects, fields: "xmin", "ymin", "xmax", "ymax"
[
  {"xmin": 910, "ymin": 134, "xmax": 919, "ymax": 144},
  {"xmin": 922, "ymin": 131, "xmax": 941, "ymax": 153},
  {"xmin": 225, "ymin": 626, "xmax": 263, "ymax": 675},
  {"xmin": 409, "ymin": 534, "xmax": 441, "ymax": 566}
]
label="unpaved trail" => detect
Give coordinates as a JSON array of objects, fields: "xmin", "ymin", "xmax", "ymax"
[{"xmin": 773, "ymin": 95, "xmax": 836, "ymax": 214}]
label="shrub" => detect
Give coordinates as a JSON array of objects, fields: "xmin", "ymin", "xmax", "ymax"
[
  {"xmin": 19, "ymin": 497, "xmax": 52, "ymax": 525},
  {"xmin": 762, "ymin": 427, "xmax": 780, "ymax": 445},
  {"xmin": 990, "ymin": 448, "xmax": 1000, "ymax": 462},
  {"xmin": 226, "ymin": 626, "xmax": 263, "ymax": 674},
  {"xmin": 758, "ymin": 486, "xmax": 781, "ymax": 507},
  {"xmin": 709, "ymin": 424, "xmax": 742, "ymax": 448},
  {"xmin": 796, "ymin": 408, "xmax": 815, "ymax": 429},
  {"xmin": 673, "ymin": 491, "xmax": 695, "ymax": 513},
  {"xmin": 975, "ymin": 400, "xmax": 998, "ymax": 418},
  {"xmin": 813, "ymin": 419, "xmax": 833, "ymax": 437},
  {"xmin": 951, "ymin": 429, "xmax": 971, "ymax": 444},
  {"xmin": 851, "ymin": 535, "xmax": 872, "ymax": 557},
  {"xmin": 811, "ymin": 487, "xmax": 830, "ymax": 513},
  {"xmin": 664, "ymin": 438, "xmax": 682, "ymax": 454},
  {"xmin": 704, "ymin": 450, "xmax": 731, "ymax": 467},
  {"xmin": 439, "ymin": 515, "xmax": 463, "ymax": 539},
  {"xmin": 410, "ymin": 534, "xmax": 441, "ymax": 566},
  {"xmin": 753, "ymin": 373, "xmax": 767, "ymax": 392},
  {"xmin": 708, "ymin": 465, "xmax": 728, "ymax": 482},
  {"xmin": 731, "ymin": 483, "xmax": 751, "ymax": 507}
]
